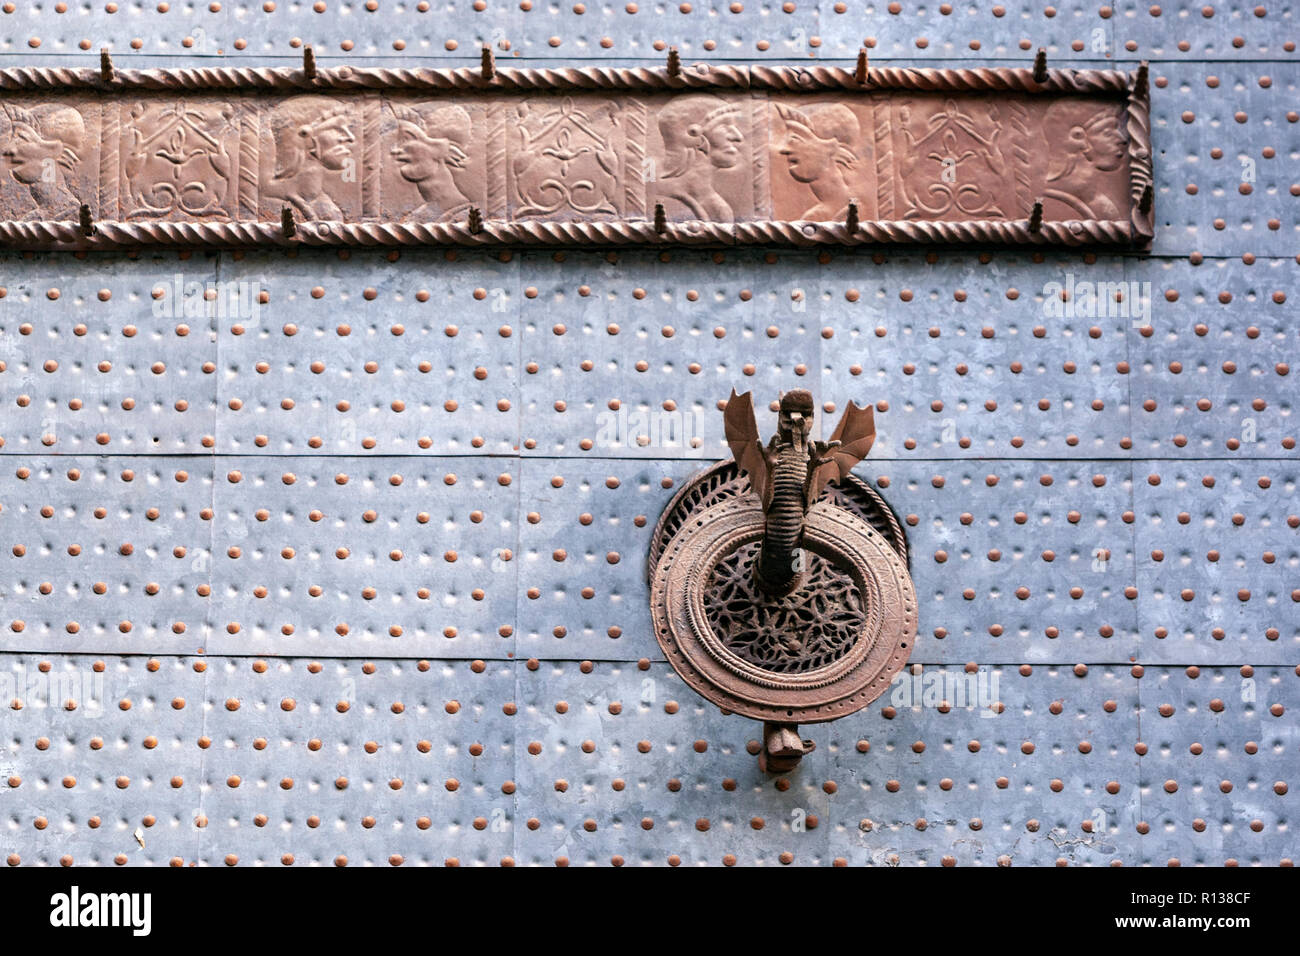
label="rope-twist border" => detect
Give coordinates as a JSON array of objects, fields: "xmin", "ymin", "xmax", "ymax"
[
  {"xmin": 0, "ymin": 62, "xmax": 1133, "ymax": 95},
  {"xmin": 0, "ymin": 217, "xmax": 1137, "ymax": 249}
]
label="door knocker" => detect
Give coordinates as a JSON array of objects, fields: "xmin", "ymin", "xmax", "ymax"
[{"xmin": 648, "ymin": 390, "xmax": 917, "ymax": 772}]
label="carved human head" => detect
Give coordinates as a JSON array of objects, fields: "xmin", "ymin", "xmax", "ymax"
[
  {"xmin": 391, "ymin": 104, "xmax": 472, "ymax": 183},
  {"xmin": 1043, "ymin": 101, "xmax": 1127, "ymax": 173},
  {"xmin": 271, "ymin": 96, "xmax": 356, "ymax": 179},
  {"xmin": 2, "ymin": 105, "xmax": 86, "ymax": 186},
  {"xmin": 657, "ymin": 95, "xmax": 745, "ymax": 178},
  {"xmin": 775, "ymin": 103, "xmax": 860, "ymax": 184}
]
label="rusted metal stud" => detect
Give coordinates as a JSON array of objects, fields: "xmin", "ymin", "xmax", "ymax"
[
  {"xmin": 481, "ymin": 46, "xmax": 495, "ymax": 82},
  {"xmin": 1139, "ymin": 185, "xmax": 1154, "ymax": 215},
  {"xmin": 281, "ymin": 205, "xmax": 296, "ymax": 238},
  {"xmin": 303, "ymin": 45, "xmax": 317, "ymax": 80},
  {"xmin": 467, "ymin": 207, "xmax": 484, "ymax": 235},
  {"xmin": 1033, "ymin": 48, "xmax": 1048, "ymax": 84},
  {"xmin": 1134, "ymin": 61, "xmax": 1149, "ymax": 99},
  {"xmin": 653, "ymin": 202, "xmax": 667, "ymax": 236},
  {"xmin": 78, "ymin": 203, "xmax": 95, "ymax": 237},
  {"xmin": 854, "ymin": 48, "xmax": 868, "ymax": 85},
  {"xmin": 99, "ymin": 48, "xmax": 114, "ymax": 84},
  {"xmin": 845, "ymin": 199, "xmax": 859, "ymax": 235},
  {"xmin": 1028, "ymin": 199, "xmax": 1044, "ymax": 233},
  {"xmin": 666, "ymin": 47, "xmax": 681, "ymax": 78}
]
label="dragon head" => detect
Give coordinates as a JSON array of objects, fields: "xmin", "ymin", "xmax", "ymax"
[{"xmin": 776, "ymin": 389, "xmax": 815, "ymax": 445}]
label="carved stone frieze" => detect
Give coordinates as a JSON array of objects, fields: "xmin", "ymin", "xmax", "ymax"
[{"xmin": 0, "ymin": 62, "xmax": 1152, "ymax": 249}]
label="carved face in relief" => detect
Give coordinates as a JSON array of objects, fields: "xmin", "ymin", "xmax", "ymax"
[
  {"xmin": 776, "ymin": 104, "xmax": 858, "ymax": 185},
  {"xmin": 659, "ymin": 96, "xmax": 745, "ymax": 177},
  {"xmin": 778, "ymin": 126, "xmax": 831, "ymax": 184},
  {"xmin": 2, "ymin": 105, "xmax": 86, "ymax": 186},
  {"xmin": 1043, "ymin": 101, "xmax": 1127, "ymax": 175},
  {"xmin": 392, "ymin": 106, "xmax": 471, "ymax": 183},
  {"xmin": 271, "ymin": 97, "xmax": 356, "ymax": 181},
  {"xmin": 264, "ymin": 96, "xmax": 358, "ymax": 221},
  {"xmin": 652, "ymin": 95, "xmax": 748, "ymax": 222},
  {"xmin": 770, "ymin": 102, "xmax": 868, "ymax": 222},
  {"xmin": 702, "ymin": 119, "xmax": 744, "ymax": 169},
  {"xmin": 311, "ymin": 115, "xmax": 356, "ymax": 172},
  {"xmin": 1039, "ymin": 100, "xmax": 1129, "ymax": 220},
  {"xmin": 386, "ymin": 103, "xmax": 475, "ymax": 222}
]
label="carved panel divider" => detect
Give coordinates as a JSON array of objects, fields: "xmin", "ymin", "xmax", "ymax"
[{"xmin": 0, "ymin": 62, "xmax": 1152, "ymax": 249}]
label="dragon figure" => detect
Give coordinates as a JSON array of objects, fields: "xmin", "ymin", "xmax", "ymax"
[
  {"xmin": 725, "ymin": 388, "xmax": 877, "ymax": 595},
  {"xmin": 723, "ymin": 388, "xmax": 877, "ymax": 770},
  {"xmin": 722, "ymin": 388, "xmax": 878, "ymax": 771}
]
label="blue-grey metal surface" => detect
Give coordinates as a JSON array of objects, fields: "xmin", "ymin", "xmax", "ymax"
[
  {"xmin": 1129, "ymin": 256, "xmax": 1297, "ymax": 454},
  {"xmin": 5, "ymin": 2, "xmax": 1293, "ymax": 63},
  {"xmin": 829, "ymin": 663, "xmax": 1144, "ymax": 867},
  {"xmin": 0, "ymin": 654, "xmax": 207, "ymax": 866},
  {"xmin": 1136, "ymin": 664, "xmax": 1296, "ymax": 867},
  {"xmin": 0, "ymin": 0, "xmax": 1296, "ymax": 866},
  {"xmin": 7, "ymin": 248, "xmax": 1294, "ymax": 461},
  {"xmin": 196, "ymin": 655, "xmax": 517, "ymax": 867},
  {"xmin": 0, "ymin": 456, "xmax": 216, "ymax": 656},
  {"xmin": 1147, "ymin": 62, "xmax": 1299, "ymax": 259},
  {"xmin": 0, "ymin": 255, "xmax": 219, "ymax": 456}
]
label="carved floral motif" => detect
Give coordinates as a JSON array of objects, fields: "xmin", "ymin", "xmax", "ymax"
[
  {"xmin": 508, "ymin": 96, "xmax": 623, "ymax": 219},
  {"xmin": 122, "ymin": 99, "xmax": 239, "ymax": 219},
  {"xmin": 895, "ymin": 97, "xmax": 1013, "ymax": 220}
]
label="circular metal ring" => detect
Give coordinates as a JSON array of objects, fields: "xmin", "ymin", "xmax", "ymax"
[{"xmin": 651, "ymin": 497, "xmax": 917, "ymax": 724}]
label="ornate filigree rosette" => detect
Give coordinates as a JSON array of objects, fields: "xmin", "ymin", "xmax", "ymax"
[{"xmin": 703, "ymin": 540, "xmax": 867, "ymax": 674}]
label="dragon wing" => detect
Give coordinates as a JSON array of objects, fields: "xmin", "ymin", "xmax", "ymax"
[
  {"xmin": 808, "ymin": 401, "xmax": 876, "ymax": 502},
  {"xmin": 723, "ymin": 388, "xmax": 770, "ymax": 507}
]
